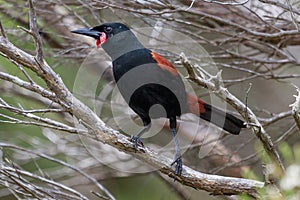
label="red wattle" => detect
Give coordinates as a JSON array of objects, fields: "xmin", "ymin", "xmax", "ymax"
[
  {"xmin": 96, "ymin": 39, "xmax": 100, "ymax": 48},
  {"xmin": 96, "ymin": 32, "xmax": 107, "ymax": 48},
  {"xmin": 100, "ymin": 32, "xmax": 107, "ymax": 45}
]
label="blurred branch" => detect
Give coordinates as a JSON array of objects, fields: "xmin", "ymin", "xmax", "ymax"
[
  {"xmin": 0, "ymin": 71, "xmax": 63, "ymax": 106},
  {"xmin": 290, "ymin": 86, "xmax": 300, "ymax": 132},
  {"xmin": 259, "ymin": 110, "xmax": 292, "ymax": 126},
  {"xmin": 0, "ymin": 21, "xmax": 6, "ymax": 39},
  {"xmin": 0, "ymin": 143, "xmax": 115, "ymax": 200},
  {"xmin": 28, "ymin": 0, "xmax": 44, "ymax": 63},
  {"xmin": 0, "ymin": 33, "xmax": 264, "ymax": 196},
  {"xmin": 0, "ymin": 1, "xmax": 266, "ymax": 197},
  {"xmin": 258, "ymin": 0, "xmax": 300, "ymax": 15},
  {"xmin": 1, "ymin": 164, "xmax": 89, "ymax": 200},
  {"xmin": 2, "ymin": 0, "xmax": 300, "ymax": 198},
  {"xmin": 0, "ymin": 98, "xmax": 82, "ymax": 133}
]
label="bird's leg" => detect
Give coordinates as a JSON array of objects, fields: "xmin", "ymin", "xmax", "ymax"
[
  {"xmin": 169, "ymin": 118, "xmax": 182, "ymax": 176},
  {"xmin": 131, "ymin": 123, "xmax": 151, "ymax": 152},
  {"xmin": 170, "ymin": 127, "xmax": 183, "ymax": 176}
]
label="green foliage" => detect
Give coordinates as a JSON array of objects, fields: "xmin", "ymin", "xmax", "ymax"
[
  {"xmin": 241, "ymin": 168, "xmax": 261, "ymax": 182},
  {"xmin": 103, "ymin": 175, "xmax": 181, "ymax": 200},
  {"xmin": 240, "ymin": 143, "xmax": 300, "ymax": 200},
  {"xmin": 279, "ymin": 142, "xmax": 294, "ymax": 166}
]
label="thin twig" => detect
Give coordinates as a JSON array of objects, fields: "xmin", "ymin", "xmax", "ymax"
[
  {"xmin": 180, "ymin": 52, "xmax": 285, "ymax": 175},
  {"xmin": 0, "ymin": 143, "xmax": 116, "ymax": 200},
  {"xmin": 203, "ymin": 0, "xmax": 249, "ymax": 5},
  {"xmin": 1, "ymin": 164, "xmax": 89, "ymax": 200},
  {"xmin": 290, "ymin": 85, "xmax": 300, "ymax": 132},
  {"xmin": 0, "ymin": 112, "xmax": 79, "ymax": 133},
  {"xmin": 0, "ymin": 98, "xmax": 84, "ymax": 133},
  {"xmin": 28, "ymin": 0, "xmax": 44, "ymax": 63},
  {"xmin": 3, "ymin": 0, "xmax": 299, "ymax": 197},
  {"xmin": 0, "ymin": 21, "xmax": 7, "ymax": 39},
  {"xmin": 10, "ymin": 59, "xmax": 35, "ymax": 84},
  {"xmin": 259, "ymin": 110, "xmax": 292, "ymax": 126},
  {"xmin": 0, "ymin": 71, "xmax": 68, "ymax": 108},
  {"xmin": 0, "ymin": 22, "xmax": 264, "ymax": 197}
]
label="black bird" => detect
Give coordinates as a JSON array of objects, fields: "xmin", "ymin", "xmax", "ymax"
[{"xmin": 72, "ymin": 22, "xmax": 246, "ymax": 176}]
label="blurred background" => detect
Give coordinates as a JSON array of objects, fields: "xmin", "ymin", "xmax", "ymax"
[{"xmin": 0, "ymin": 0, "xmax": 300, "ymax": 199}]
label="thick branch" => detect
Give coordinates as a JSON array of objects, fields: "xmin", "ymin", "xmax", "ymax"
[
  {"xmin": 0, "ymin": 34, "xmax": 264, "ymax": 197},
  {"xmin": 180, "ymin": 53, "xmax": 285, "ymax": 175}
]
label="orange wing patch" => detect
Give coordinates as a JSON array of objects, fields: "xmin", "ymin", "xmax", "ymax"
[
  {"xmin": 187, "ymin": 94, "xmax": 206, "ymax": 114},
  {"xmin": 151, "ymin": 52, "xmax": 178, "ymax": 76}
]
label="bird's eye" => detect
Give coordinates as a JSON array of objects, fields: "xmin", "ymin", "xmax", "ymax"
[{"xmin": 104, "ymin": 26, "xmax": 112, "ymax": 33}]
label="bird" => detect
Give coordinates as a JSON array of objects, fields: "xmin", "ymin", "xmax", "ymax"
[{"xmin": 71, "ymin": 22, "xmax": 246, "ymax": 176}]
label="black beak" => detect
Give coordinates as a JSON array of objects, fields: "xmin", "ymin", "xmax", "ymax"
[{"xmin": 71, "ymin": 28, "xmax": 101, "ymax": 39}]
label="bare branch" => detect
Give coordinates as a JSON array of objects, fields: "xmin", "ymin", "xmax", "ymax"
[
  {"xmin": 0, "ymin": 71, "xmax": 62, "ymax": 106},
  {"xmin": 0, "ymin": 112, "xmax": 76, "ymax": 133},
  {"xmin": 10, "ymin": 59, "xmax": 35, "ymax": 84},
  {"xmin": 286, "ymin": 0, "xmax": 300, "ymax": 30},
  {"xmin": 259, "ymin": 110, "xmax": 292, "ymax": 126},
  {"xmin": 180, "ymin": 52, "xmax": 285, "ymax": 175},
  {"xmin": 0, "ymin": 21, "xmax": 7, "ymax": 39},
  {"xmin": 0, "ymin": 21, "xmax": 264, "ymax": 198},
  {"xmin": 202, "ymin": 0, "xmax": 250, "ymax": 5},
  {"xmin": 0, "ymin": 143, "xmax": 116, "ymax": 200},
  {"xmin": 28, "ymin": 0, "xmax": 44, "ymax": 63},
  {"xmin": 3, "ymin": 0, "xmax": 299, "ymax": 197},
  {"xmin": 0, "ymin": 98, "xmax": 83, "ymax": 133},
  {"xmin": 1, "ymin": 164, "xmax": 89, "ymax": 200},
  {"xmin": 258, "ymin": 0, "xmax": 300, "ymax": 16},
  {"xmin": 290, "ymin": 86, "xmax": 300, "ymax": 132}
]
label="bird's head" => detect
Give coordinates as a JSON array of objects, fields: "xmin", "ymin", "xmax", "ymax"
[
  {"xmin": 72, "ymin": 22, "xmax": 143, "ymax": 59},
  {"xmin": 71, "ymin": 22, "xmax": 130, "ymax": 47}
]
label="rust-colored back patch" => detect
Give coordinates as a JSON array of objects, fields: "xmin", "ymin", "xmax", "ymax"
[
  {"xmin": 187, "ymin": 93, "xmax": 206, "ymax": 114},
  {"xmin": 151, "ymin": 52, "xmax": 178, "ymax": 76}
]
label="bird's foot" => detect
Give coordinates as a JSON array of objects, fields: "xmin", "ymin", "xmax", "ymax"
[
  {"xmin": 171, "ymin": 156, "xmax": 183, "ymax": 176},
  {"xmin": 131, "ymin": 135, "xmax": 144, "ymax": 152}
]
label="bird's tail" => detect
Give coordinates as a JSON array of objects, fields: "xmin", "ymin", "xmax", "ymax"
[{"xmin": 187, "ymin": 94, "xmax": 246, "ymax": 135}]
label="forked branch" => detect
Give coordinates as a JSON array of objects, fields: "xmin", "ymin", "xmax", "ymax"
[
  {"xmin": 0, "ymin": 0, "xmax": 265, "ymax": 197},
  {"xmin": 180, "ymin": 52, "xmax": 285, "ymax": 176}
]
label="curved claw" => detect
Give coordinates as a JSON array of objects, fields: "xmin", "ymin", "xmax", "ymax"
[
  {"xmin": 171, "ymin": 156, "xmax": 183, "ymax": 176},
  {"xmin": 131, "ymin": 136, "xmax": 144, "ymax": 152}
]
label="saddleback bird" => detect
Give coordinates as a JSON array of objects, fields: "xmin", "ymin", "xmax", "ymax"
[{"xmin": 72, "ymin": 22, "xmax": 246, "ymax": 176}]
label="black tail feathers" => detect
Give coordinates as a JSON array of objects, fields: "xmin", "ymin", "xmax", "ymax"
[{"xmin": 200, "ymin": 103, "xmax": 246, "ymax": 135}]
